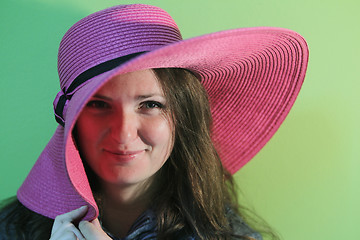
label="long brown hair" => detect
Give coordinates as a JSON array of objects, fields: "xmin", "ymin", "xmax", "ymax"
[
  {"xmin": 151, "ymin": 68, "xmax": 241, "ymax": 239},
  {"xmin": 152, "ymin": 69, "xmax": 280, "ymax": 240},
  {"xmin": 0, "ymin": 197, "xmax": 53, "ymax": 239}
]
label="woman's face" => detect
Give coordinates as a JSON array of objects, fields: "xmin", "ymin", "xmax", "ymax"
[{"xmin": 76, "ymin": 69, "xmax": 173, "ymax": 189}]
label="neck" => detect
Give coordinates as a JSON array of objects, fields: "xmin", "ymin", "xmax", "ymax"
[{"xmin": 98, "ymin": 178, "xmax": 158, "ymax": 238}]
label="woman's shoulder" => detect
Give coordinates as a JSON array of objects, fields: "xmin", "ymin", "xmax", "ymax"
[{"xmin": 226, "ymin": 207, "xmax": 263, "ymax": 240}]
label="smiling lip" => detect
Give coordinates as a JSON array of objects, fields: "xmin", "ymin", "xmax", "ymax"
[{"xmin": 104, "ymin": 149, "xmax": 144, "ymax": 162}]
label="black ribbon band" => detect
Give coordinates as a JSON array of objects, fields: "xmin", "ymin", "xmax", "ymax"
[{"xmin": 54, "ymin": 51, "xmax": 146, "ymax": 126}]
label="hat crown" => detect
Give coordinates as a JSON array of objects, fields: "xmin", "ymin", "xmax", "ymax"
[{"xmin": 57, "ymin": 4, "xmax": 182, "ymax": 91}]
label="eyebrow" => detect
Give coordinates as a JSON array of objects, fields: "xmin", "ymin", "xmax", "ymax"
[
  {"xmin": 91, "ymin": 94, "xmax": 113, "ymax": 101},
  {"xmin": 91, "ymin": 93, "xmax": 165, "ymax": 101},
  {"xmin": 136, "ymin": 94, "xmax": 165, "ymax": 100}
]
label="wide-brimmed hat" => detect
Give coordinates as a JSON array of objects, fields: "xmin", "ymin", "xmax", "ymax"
[{"xmin": 17, "ymin": 4, "xmax": 308, "ymax": 220}]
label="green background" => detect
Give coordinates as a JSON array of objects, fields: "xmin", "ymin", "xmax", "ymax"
[{"xmin": 1, "ymin": 0, "xmax": 359, "ymax": 239}]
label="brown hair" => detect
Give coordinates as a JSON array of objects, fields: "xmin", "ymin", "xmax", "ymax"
[
  {"xmin": 152, "ymin": 68, "xmax": 279, "ymax": 240},
  {"xmin": 0, "ymin": 197, "xmax": 53, "ymax": 239},
  {"xmin": 152, "ymin": 68, "xmax": 241, "ymax": 239}
]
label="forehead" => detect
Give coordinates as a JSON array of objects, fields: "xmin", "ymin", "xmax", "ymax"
[{"xmin": 95, "ymin": 69, "xmax": 164, "ymax": 97}]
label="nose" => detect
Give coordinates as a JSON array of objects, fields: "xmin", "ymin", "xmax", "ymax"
[{"xmin": 110, "ymin": 110, "xmax": 137, "ymax": 144}]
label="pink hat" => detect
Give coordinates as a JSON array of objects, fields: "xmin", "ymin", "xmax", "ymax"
[{"xmin": 17, "ymin": 4, "xmax": 308, "ymax": 220}]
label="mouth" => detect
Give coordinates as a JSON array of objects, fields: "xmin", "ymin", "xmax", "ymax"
[
  {"xmin": 106, "ymin": 149, "xmax": 144, "ymax": 155},
  {"xmin": 103, "ymin": 149, "xmax": 145, "ymax": 162}
]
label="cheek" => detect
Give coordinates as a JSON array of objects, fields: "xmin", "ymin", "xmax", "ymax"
[
  {"xmin": 141, "ymin": 116, "xmax": 173, "ymax": 152},
  {"xmin": 75, "ymin": 115, "xmax": 104, "ymax": 154},
  {"xmin": 76, "ymin": 117, "xmax": 91, "ymax": 144}
]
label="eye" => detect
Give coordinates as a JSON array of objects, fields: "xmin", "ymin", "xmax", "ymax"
[
  {"xmin": 86, "ymin": 100, "xmax": 110, "ymax": 109},
  {"xmin": 140, "ymin": 101, "xmax": 164, "ymax": 109}
]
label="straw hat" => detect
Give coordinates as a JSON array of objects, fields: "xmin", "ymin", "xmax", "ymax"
[{"xmin": 17, "ymin": 4, "xmax": 308, "ymax": 220}]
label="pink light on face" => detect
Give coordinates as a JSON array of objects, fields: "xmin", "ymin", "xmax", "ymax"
[{"xmin": 75, "ymin": 69, "xmax": 173, "ymax": 189}]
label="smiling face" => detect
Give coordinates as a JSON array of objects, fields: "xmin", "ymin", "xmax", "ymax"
[{"xmin": 75, "ymin": 69, "xmax": 173, "ymax": 190}]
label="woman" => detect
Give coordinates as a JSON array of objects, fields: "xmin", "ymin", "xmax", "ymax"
[{"xmin": 0, "ymin": 4, "xmax": 308, "ymax": 240}]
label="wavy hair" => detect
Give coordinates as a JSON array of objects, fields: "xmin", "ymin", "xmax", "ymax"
[{"xmin": 152, "ymin": 68, "xmax": 241, "ymax": 239}]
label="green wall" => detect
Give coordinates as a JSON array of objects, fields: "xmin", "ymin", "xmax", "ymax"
[{"xmin": 1, "ymin": 0, "xmax": 359, "ymax": 239}]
